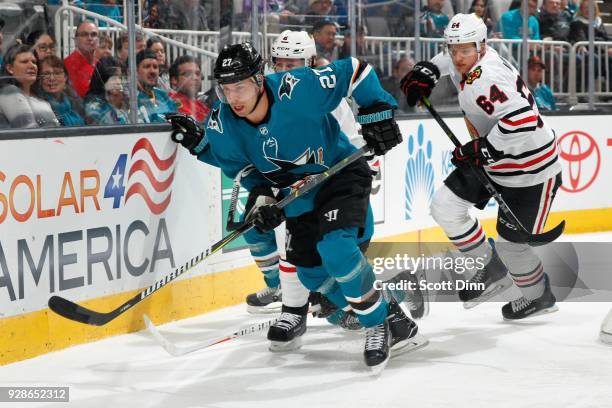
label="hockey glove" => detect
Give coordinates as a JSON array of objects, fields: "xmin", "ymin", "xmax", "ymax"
[
  {"xmin": 244, "ymin": 185, "xmax": 285, "ymax": 233},
  {"xmin": 166, "ymin": 112, "xmax": 208, "ymax": 155},
  {"xmin": 357, "ymin": 102, "xmax": 403, "ymax": 156},
  {"xmin": 400, "ymin": 61, "xmax": 440, "ymax": 106},
  {"xmin": 451, "ymin": 137, "xmax": 497, "ymax": 168}
]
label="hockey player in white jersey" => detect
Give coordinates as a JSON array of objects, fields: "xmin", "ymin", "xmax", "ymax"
[{"xmin": 401, "ymin": 13, "xmax": 562, "ymax": 319}]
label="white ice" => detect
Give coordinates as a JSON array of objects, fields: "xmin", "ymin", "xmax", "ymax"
[{"xmin": 2, "ymin": 233, "xmax": 612, "ymax": 408}]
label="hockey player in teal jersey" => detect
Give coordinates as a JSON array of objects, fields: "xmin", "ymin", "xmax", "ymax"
[{"xmin": 168, "ymin": 42, "xmax": 422, "ymax": 371}]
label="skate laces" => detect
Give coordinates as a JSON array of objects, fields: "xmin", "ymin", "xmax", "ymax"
[
  {"xmin": 256, "ymin": 285, "xmax": 279, "ymax": 299},
  {"xmin": 365, "ymin": 323, "xmax": 386, "ymax": 351},
  {"xmin": 470, "ymin": 270, "xmax": 486, "ymax": 285},
  {"xmin": 510, "ymin": 296, "xmax": 532, "ymax": 312},
  {"xmin": 274, "ymin": 312, "xmax": 302, "ymax": 330}
]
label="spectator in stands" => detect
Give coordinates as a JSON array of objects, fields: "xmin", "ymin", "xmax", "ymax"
[
  {"xmin": 304, "ymin": 0, "xmax": 336, "ymax": 27},
  {"xmin": 135, "ymin": 49, "xmax": 176, "ymax": 123},
  {"xmin": 498, "ymin": 0, "xmax": 540, "ymax": 39},
  {"xmin": 561, "ymin": 0, "xmax": 578, "ymax": 19},
  {"xmin": 527, "ymin": 56, "xmax": 558, "ymax": 111},
  {"xmin": 469, "ymin": 0, "xmax": 498, "ymax": 36},
  {"xmin": 0, "ymin": 44, "xmax": 59, "ymax": 128},
  {"xmin": 95, "ymin": 33, "xmax": 114, "ymax": 60},
  {"xmin": 339, "ymin": 25, "xmax": 377, "ymax": 66},
  {"xmin": 569, "ymin": 0, "xmax": 609, "ymax": 44},
  {"xmin": 539, "ymin": 0, "xmax": 572, "ymax": 41},
  {"xmin": 36, "ymin": 55, "xmax": 86, "ymax": 126},
  {"xmin": 116, "ymin": 31, "xmax": 146, "ymax": 72},
  {"xmin": 143, "ymin": 3, "xmax": 163, "ymax": 28},
  {"xmin": 380, "ymin": 56, "xmax": 415, "ymax": 113},
  {"xmin": 26, "ymin": 31, "xmax": 57, "ymax": 61},
  {"xmin": 86, "ymin": 0, "xmax": 123, "ymax": 27},
  {"xmin": 312, "ymin": 20, "xmax": 341, "ymax": 62},
  {"xmin": 85, "ymin": 56, "xmax": 129, "ymax": 125},
  {"xmin": 168, "ymin": 55, "xmax": 210, "ymax": 122},
  {"xmin": 420, "ymin": 0, "xmax": 450, "ymax": 38},
  {"xmin": 146, "ymin": 36, "xmax": 170, "ymax": 91},
  {"xmin": 64, "ymin": 20, "xmax": 99, "ymax": 98},
  {"xmin": 175, "ymin": 0, "xmax": 211, "ymax": 31}
]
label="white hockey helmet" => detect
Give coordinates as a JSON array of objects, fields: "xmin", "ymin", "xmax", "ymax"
[
  {"xmin": 444, "ymin": 13, "xmax": 488, "ymax": 52},
  {"xmin": 271, "ymin": 30, "xmax": 317, "ymax": 67}
]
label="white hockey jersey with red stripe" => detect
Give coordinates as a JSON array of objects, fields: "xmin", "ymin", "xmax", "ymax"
[{"xmin": 431, "ymin": 48, "xmax": 561, "ymax": 188}]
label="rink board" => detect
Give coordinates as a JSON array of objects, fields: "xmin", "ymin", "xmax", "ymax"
[{"xmin": 1, "ymin": 113, "xmax": 611, "ymax": 365}]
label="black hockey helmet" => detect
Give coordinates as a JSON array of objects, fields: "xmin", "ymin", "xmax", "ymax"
[{"xmin": 214, "ymin": 42, "xmax": 263, "ymax": 85}]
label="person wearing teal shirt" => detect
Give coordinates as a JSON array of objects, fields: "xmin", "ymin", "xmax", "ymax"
[
  {"xmin": 135, "ymin": 50, "xmax": 177, "ymax": 123},
  {"xmin": 498, "ymin": 0, "xmax": 541, "ymax": 39},
  {"xmin": 527, "ymin": 56, "xmax": 558, "ymax": 111}
]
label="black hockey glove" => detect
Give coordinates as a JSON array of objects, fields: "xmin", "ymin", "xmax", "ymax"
[
  {"xmin": 357, "ymin": 102, "xmax": 402, "ymax": 156},
  {"xmin": 451, "ymin": 137, "xmax": 497, "ymax": 168},
  {"xmin": 244, "ymin": 185, "xmax": 285, "ymax": 233},
  {"xmin": 400, "ymin": 61, "xmax": 440, "ymax": 106},
  {"xmin": 309, "ymin": 292, "xmax": 338, "ymax": 318},
  {"xmin": 166, "ymin": 112, "xmax": 208, "ymax": 155}
]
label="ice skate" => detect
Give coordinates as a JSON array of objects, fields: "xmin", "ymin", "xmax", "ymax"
[
  {"xmin": 459, "ymin": 251, "xmax": 513, "ymax": 309},
  {"xmin": 364, "ymin": 300, "xmax": 426, "ymax": 375},
  {"xmin": 246, "ymin": 285, "xmax": 282, "ymax": 314},
  {"xmin": 267, "ymin": 305, "xmax": 307, "ymax": 352},
  {"xmin": 502, "ymin": 274, "xmax": 558, "ymax": 320}
]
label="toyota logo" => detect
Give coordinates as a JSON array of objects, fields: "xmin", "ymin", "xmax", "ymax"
[{"xmin": 558, "ymin": 131, "xmax": 601, "ymax": 193}]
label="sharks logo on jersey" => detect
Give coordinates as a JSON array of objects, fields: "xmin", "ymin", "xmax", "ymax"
[
  {"xmin": 261, "ymin": 136, "xmax": 327, "ymax": 187},
  {"xmin": 278, "ymin": 73, "xmax": 300, "ymax": 100},
  {"xmin": 207, "ymin": 106, "xmax": 223, "ymax": 133}
]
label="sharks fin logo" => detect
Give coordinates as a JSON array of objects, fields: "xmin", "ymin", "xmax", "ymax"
[
  {"xmin": 207, "ymin": 107, "xmax": 223, "ymax": 134},
  {"xmin": 278, "ymin": 73, "xmax": 300, "ymax": 100}
]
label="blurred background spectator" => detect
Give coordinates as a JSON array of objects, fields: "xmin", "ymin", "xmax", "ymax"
[
  {"xmin": 539, "ymin": 0, "xmax": 572, "ymax": 41},
  {"xmin": 0, "ymin": 44, "xmax": 59, "ymax": 128},
  {"xmin": 527, "ymin": 55, "xmax": 558, "ymax": 111},
  {"xmin": 380, "ymin": 56, "xmax": 415, "ymax": 113},
  {"xmin": 168, "ymin": 55, "xmax": 210, "ymax": 123},
  {"xmin": 420, "ymin": 0, "xmax": 450, "ymax": 38},
  {"xmin": 146, "ymin": 36, "xmax": 171, "ymax": 91},
  {"xmin": 64, "ymin": 20, "xmax": 99, "ymax": 98},
  {"xmin": 304, "ymin": 0, "xmax": 337, "ymax": 27},
  {"xmin": 569, "ymin": 0, "xmax": 609, "ymax": 44},
  {"xmin": 135, "ymin": 49, "xmax": 176, "ymax": 123},
  {"xmin": 339, "ymin": 25, "xmax": 377, "ymax": 67},
  {"xmin": 312, "ymin": 20, "xmax": 341, "ymax": 61},
  {"xmin": 469, "ymin": 0, "xmax": 498, "ymax": 36},
  {"xmin": 95, "ymin": 33, "xmax": 114, "ymax": 60},
  {"xmin": 36, "ymin": 55, "xmax": 86, "ymax": 126},
  {"xmin": 25, "ymin": 31, "xmax": 57, "ymax": 61},
  {"xmin": 498, "ymin": 0, "xmax": 540, "ymax": 39},
  {"xmin": 86, "ymin": 0, "xmax": 123, "ymax": 27},
  {"xmin": 85, "ymin": 56, "xmax": 128, "ymax": 125},
  {"xmin": 116, "ymin": 31, "xmax": 146, "ymax": 73}
]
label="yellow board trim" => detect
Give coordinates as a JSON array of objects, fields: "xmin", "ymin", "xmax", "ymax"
[
  {"xmin": 1, "ymin": 207, "xmax": 611, "ymax": 366},
  {"xmin": 0, "ymin": 264, "xmax": 262, "ymax": 366}
]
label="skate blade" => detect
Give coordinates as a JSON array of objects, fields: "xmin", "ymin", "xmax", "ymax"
[
  {"xmin": 247, "ymin": 302, "xmax": 282, "ymax": 314},
  {"xmin": 463, "ymin": 276, "xmax": 513, "ymax": 310},
  {"xmin": 391, "ymin": 333, "xmax": 429, "ymax": 356},
  {"xmin": 368, "ymin": 333, "xmax": 429, "ymax": 376},
  {"xmin": 269, "ymin": 336, "xmax": 303, "ymax": 352},
  {"xmin": 599, "ymin": 330, "xmax": 612, "ymax": 345},
  {"xmin": 503, "ymin": 304, "xmax": 559, "ymax": 321}
]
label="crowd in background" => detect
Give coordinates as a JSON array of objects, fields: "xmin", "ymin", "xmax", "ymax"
[{"xmin": 0, "ymin": 0, "xmax": 609, "ymax": 130}]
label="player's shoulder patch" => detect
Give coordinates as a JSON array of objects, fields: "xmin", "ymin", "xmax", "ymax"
[
  {"xmin": 278, "ymin": 72, "xmax": 300, "ymax": 100},
  {"xmin": 207, "ymin": 106, "xmax": 223, "ymax": 134},
  {"xmin": 465, "ymin": 66, "xmax": 482, "ymax": 85}
]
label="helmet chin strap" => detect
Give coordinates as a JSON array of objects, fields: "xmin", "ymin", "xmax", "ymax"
[{"xmin": 245, "ymin": 75, "xmax": 265, "ymax": 116}]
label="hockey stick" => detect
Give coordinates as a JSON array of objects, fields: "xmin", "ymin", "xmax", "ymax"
[
  {"xmin": 420, "ymin": 95, "xmax": 565, "ymax": 246},
  {"xmin": 48, "ymin": 146, "xmax": 372, "ymax": 326},
  {"xmin": 144, "ymin": 304, "xmax": 322, "ymax": 357}
]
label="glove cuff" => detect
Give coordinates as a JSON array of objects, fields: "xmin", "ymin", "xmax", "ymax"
[{"xmin": 357, "ymin": 102, "xmax": 395, "ymax": 125}]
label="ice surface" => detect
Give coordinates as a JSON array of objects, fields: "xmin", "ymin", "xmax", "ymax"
[{"xmin": 2, "ymin": 233, "xmax": 612, "ymax": 408}]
